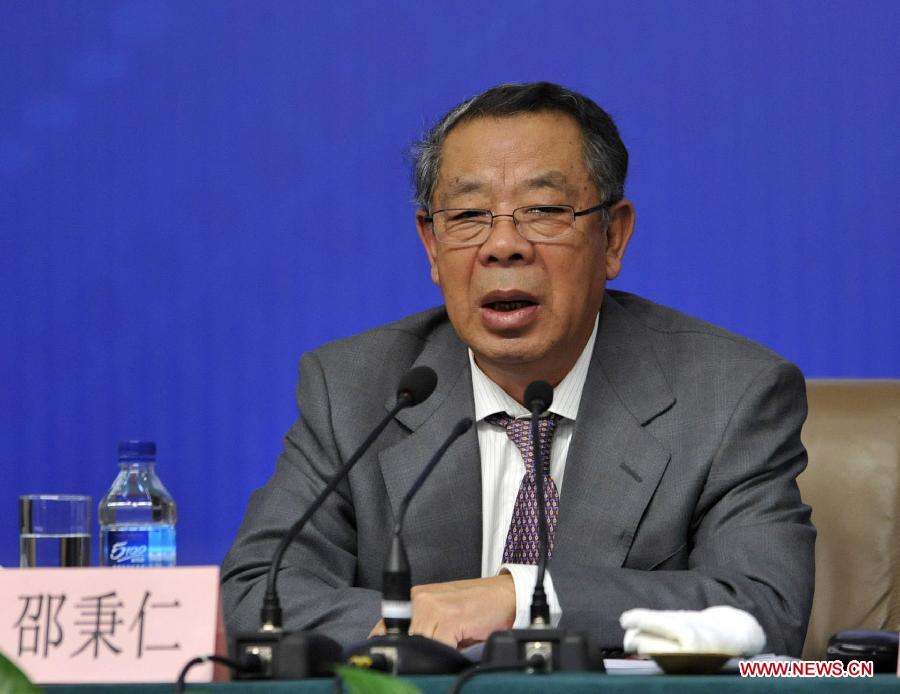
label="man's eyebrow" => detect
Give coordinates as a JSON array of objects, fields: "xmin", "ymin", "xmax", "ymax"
[
  {"xmin": 442, "ymin": 178, "xmax": 488, "ymax": 200},
  {"xmin": 520, "ymin": 171, "xmax": 570, "ymax": 191},
  {"xmin": 439, "ymin": 171, "xmax": 573, "ymax": 205}
]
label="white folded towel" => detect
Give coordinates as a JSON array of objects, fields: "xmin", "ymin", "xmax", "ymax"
[{"xmin": 620, "ymin": 605, "xmax": 766, "ymax": 655}]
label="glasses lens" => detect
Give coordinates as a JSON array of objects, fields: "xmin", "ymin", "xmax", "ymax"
[
  {"xmin": 437, "ymin": 210, "xmax": 492, "ymax": 244},
  {"xmin": 516, "ymin": 205, "xmax": 575, "ymax": 239}
]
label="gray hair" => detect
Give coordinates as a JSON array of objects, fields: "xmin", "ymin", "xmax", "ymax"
[{"xmin": 411, "ymin": 82, "xmax": 629, "ymax": 210}]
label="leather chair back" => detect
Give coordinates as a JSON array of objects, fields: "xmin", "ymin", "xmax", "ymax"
[{"xmin": 799, "ymin": 379, "xmax": 900, "ymax": 659}]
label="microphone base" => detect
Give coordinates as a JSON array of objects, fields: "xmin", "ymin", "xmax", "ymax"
[
  {"xmin": 344, "ymin": 634, "xmax": 472, "ymax": 675},
  {"xmin": 231, "ymin": 630, "xmax": 342, "ymax": 679},
  {"xmin": 483, "ymin": 627, "xmax": 604, "ymax": 673}
]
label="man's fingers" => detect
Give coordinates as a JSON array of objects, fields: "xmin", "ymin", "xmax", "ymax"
[
  {"xmin": 408, "ymin": 608, "xmax": 438, "ymax": 643},
  {"xmin": 369, "ymin": 619, "xmax": 386, "ymax": 637},
  {"xmin": 409, "ymin": 617, "xmax": 456, "ymax": 648},
  {"xmin": 403, "ymin": 576, "xmax": 517, "ymax": 649},
  {"xmin": 430, "ymin": 624, "xmax": 461, "ymax": 649}
]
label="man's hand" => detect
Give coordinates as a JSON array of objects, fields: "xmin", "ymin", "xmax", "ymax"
[{"xmin": 369, "ymin": 574, "xmax": 516, "ymax": 648}]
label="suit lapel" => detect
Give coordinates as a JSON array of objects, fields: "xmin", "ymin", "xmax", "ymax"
[
  {"xmin": 555, "ymin": 294, "xmax": 675, "ymax": 570},
  {"xmin": 378, "ymin": 319, "xmax": 483, "ymax": 584}
]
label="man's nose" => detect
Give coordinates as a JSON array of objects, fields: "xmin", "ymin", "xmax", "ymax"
[{"xmin": 478, "ymin": 215, "xmax": 534, "ymax": 263}]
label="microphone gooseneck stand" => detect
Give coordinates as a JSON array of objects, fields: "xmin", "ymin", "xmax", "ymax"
[
  {"xmin": 344, "ymin": 417, "xmax": 475, "ymax": 675},
  {"xmin": 230, "ymin": 366, "xmax": 438, "ymax": 679},
  {"xmin": 482, "ymin": 380, "xmax": 604, "ymax": 673}
]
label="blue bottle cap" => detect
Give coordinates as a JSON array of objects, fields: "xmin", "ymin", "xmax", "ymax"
[{"xmin": 118, "ymin": 440, "xmax": 157, "ymax": 460}]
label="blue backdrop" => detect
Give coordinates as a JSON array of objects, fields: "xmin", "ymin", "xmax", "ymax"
[{"xmin": 2, "ymin": 1, "xmax": 897, "ymax": 569}]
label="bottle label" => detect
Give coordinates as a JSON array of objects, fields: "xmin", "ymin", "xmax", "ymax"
[
  {"xmin": 103, "ymin": 527, "xmax": 176, "ymax": 567},
  {"xmin": 106, "ymin": 530, "xmax": 150, "ymax": 565}
]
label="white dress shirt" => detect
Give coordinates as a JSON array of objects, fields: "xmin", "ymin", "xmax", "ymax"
[{"xmin": 468, "ymin": 315, "xmax": 599, "ymax": 628}]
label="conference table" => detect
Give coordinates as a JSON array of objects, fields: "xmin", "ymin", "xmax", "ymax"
[{"xmin": 45, "ymin": 673, "xmax": 900, "ymax": 693}]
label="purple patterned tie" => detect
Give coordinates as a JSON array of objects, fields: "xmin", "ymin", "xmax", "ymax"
[{"xmin": 486, "ymin": 412, "xmax": 561, "ymax": 564}]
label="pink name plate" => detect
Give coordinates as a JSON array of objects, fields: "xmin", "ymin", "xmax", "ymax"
[{"xmin": 0, "ymin": 566, "xmax": 223, "ymax": 684}]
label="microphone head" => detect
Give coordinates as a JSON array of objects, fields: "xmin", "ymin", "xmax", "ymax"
[
  {"xmin": 453, "ymin": 417, "xmax": 474, "ymax": 436},
  {"xmin": 524, "ymin": 380, "xmax": 554, "ymax": 414},
  {"xmin": 397, "ymin": 366, "xmax": 437, "ymax": 406}
]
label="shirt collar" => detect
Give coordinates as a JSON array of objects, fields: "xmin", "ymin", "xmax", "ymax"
[{"xmin": 468, "ymin": 313, "xmax": 599, "ymax": 422}]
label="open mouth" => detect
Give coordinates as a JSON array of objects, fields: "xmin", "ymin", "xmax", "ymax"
[
  {"xmin": 484, "ymin": 300, "xmax": 537, "ymax": 312},
  {"xmin": 480, "ymin": 294, "xmax": 540, "ymax": 331}
]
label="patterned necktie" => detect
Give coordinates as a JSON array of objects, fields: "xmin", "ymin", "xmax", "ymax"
[{"xmin": 486, "ymin": 412, "xmax": 561, "ymax": 564}]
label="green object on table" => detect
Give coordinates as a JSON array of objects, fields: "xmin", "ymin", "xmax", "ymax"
[
  {"xmin": 335, "ymin": 666, "xmax": 423, "ymax": 694},
  {"xmin": 0, "ymin": 650, "xmax": 41, "ymax": 694}
]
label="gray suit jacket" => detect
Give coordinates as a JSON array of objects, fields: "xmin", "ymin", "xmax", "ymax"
[{"xmin": 221, "ymin": 291, "xmax": 815, "ymax": 655}]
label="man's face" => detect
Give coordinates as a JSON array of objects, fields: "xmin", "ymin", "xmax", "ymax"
[{"xmin": 416, "ymin": 112, "xmax": 634, "ymax": 390}]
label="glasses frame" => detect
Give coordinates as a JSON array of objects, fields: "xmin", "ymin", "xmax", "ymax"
[{"xmin": 424, "ymin": 201, "xmax": 613, "ymax": 247}]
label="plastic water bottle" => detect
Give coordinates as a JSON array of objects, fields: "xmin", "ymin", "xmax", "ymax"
[{"xmin": 99, "ymin": 441, "xmax": 177, "ymax": 567}]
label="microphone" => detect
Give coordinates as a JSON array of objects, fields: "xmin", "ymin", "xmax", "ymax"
[
  {"xmin": 345, "ymin": 417, "xmax": 474, "ymax": 675},
  {"xmin": 383, "ymin": 416, "xmax": 473, "ymax": 634},
  {"xmin": 260, "ymin": 365, "xmax": 436, "ymax": 630},
  {"xmin": 482, "ymin": 380, "xmax": 604, "ymax": 673},
  {"xmin": 524, "ymin": 380, "xmax": 554, "ymax": 626},
  {"xmin": 231, "ymin": 366, "xmax": 438, "ymax": 679}
]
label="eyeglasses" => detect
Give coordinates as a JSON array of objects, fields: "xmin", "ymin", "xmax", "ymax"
[{"xmin": 424, "ymin": 202, "xmax": 611, "ymax": 247}]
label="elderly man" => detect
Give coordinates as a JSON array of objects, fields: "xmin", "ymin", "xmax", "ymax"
[{"xmin": 221, "ymin": 82, "xmax": 815, "ymax": 656}]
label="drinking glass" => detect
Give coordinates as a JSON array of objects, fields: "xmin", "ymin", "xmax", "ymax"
[{"xmin": 19, "ymin": 494, "xmax": 92, "ymax": 567}]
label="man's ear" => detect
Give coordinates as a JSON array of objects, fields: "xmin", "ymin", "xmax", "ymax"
[
  {"xmin": 415, "ymin": 208, "xmax": 441, "ymax": 285},
  {"xmin": 604, "ymin": 200, "xmax": 635, "ymax": 281}
]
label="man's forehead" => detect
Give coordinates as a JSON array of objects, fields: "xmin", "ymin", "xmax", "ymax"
[
  {"xmin": 432, "ymin": 112, "xmax": 591, "ymax": 204},
  {"xmin": 441, "ymin": 170, "xmax": 574, "ymax": 199},
  {"xmin": 440, "ymin": 113, "xmax": 582, "ymax": 159}
]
